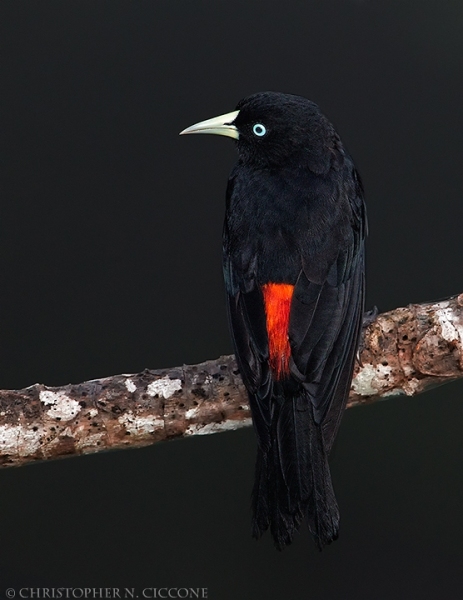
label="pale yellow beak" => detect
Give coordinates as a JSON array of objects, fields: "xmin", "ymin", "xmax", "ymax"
[{"xmin": 179, "ymin": 110, "xmax": 240, "ymax": 140}]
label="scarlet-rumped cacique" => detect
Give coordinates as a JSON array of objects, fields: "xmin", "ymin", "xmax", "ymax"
[{"xmin": 180, "ymin": 92, "xmax": 366, "ymax": 550}]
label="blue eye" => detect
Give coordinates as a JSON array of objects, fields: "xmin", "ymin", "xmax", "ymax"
[{"xmin": 252, "ymin": 123, "xmax": 267, "ymax": 137}]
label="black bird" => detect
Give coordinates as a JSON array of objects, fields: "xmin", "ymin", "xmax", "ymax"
[{"xmin": 180, "ymin": 92, "xmax": 366, "ymax": 550}]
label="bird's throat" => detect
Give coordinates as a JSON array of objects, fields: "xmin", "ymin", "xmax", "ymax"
[{"xmin": 262, "ymin": 283, "xmax": 294, "ymax": 379}]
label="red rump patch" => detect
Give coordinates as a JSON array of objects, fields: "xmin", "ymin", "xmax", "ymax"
[{"xmin": 262, "ymin": 283, "xmax": 294, "ymax": 379}]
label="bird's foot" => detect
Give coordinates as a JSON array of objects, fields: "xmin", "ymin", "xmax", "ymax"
[{"xmin": 357, "ymin": 306, "xmax": 379, "ymax": 365}]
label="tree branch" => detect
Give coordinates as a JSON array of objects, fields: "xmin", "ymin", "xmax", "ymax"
[{"xmin": 1, "ymin": 294, "xmax": 463, "ymax": 468}]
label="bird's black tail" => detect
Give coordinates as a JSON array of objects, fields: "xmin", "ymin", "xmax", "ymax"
[{"xmin": 251, "ymin": 388, "xmax": 339, "ymax": 550}]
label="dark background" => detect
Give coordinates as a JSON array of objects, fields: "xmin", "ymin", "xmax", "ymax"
[{"xmin": 1, "ymin": 1, "xmax": 463, "ymax": 597}]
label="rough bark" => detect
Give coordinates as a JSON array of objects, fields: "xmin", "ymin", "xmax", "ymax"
[{"xmin": 1, "ymin": 294, "xmax": 463, "ymax": 468}]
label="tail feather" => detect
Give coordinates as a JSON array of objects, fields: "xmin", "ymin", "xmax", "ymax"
[
  {"xmin": 251, "ymin": 389, "xmax": 339, "ymax": 550},
  {"xmin": 251, "ymin": 450, "xmax": 270, "ymax": 538},
  {"xmin": 306, "ymin": 408, "xmax": 340, "ymax": 549},
  {"xmin": 269, "ymin": 436, "xmax": 301, "ymax": 550}
]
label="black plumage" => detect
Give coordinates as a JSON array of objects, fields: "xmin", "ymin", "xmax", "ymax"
[{"xmin": 181, "ymin": 91, "xmax": 366, "ymax": 550}]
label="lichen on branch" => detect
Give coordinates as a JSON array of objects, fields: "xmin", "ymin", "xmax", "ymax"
[{"xmin": 1, "ymin": 294, "xmax": 463, "ymax": 468}]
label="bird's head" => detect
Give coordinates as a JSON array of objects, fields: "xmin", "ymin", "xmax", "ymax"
[{"xmin": 180, "ymin": 91, "xmax": 337, "ymax": 173}]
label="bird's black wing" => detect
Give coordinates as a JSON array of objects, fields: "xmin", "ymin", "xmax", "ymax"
[
  {"xmin": 289, "ymin": 166, "xmax": 366, "ymax": 452},
  {"xmin": 223, "ymin": 213, "xmax": 273, "ymax": 452}
]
